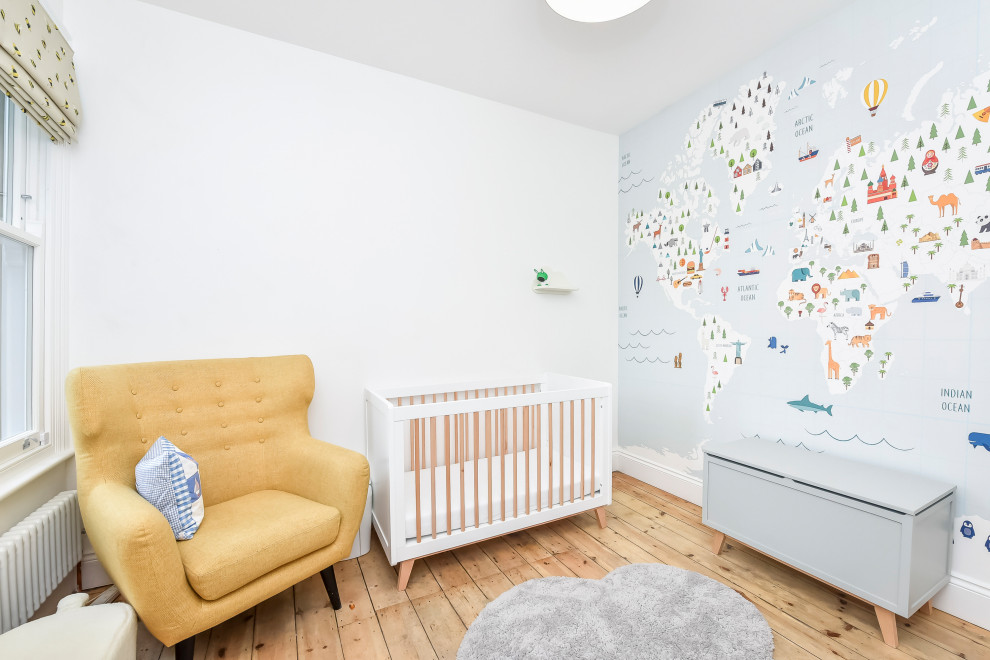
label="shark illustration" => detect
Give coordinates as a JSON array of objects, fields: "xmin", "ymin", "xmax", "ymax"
[{"xmin": 786, "ymin": 395, "xmax": 832, "ymax": 416}]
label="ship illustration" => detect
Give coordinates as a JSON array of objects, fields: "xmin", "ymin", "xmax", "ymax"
[
  {"xmin": 737, "ymin": 268, "xmax": 760, "ymax": 276},
  {"xmin": 911, "ymin": 291, "xmax": 941, "ymax": 303},
  {"xmin": 713, "ymin": 99, "xmax": 727, "ymax": 107},
  {"xmin": 770, "ymin": 181, "xmax": 782, "ymax": 194},
  {"xmin": 798, "ymin": 143, "xmax": 819, "ymax": 162}
]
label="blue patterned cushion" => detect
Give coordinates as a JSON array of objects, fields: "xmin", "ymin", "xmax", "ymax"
[{"xmin": 135, "ymin": 437, "xmax": 204, "ymax": 540}]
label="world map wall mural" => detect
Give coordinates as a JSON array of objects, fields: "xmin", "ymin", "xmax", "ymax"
[{"xmin": 617, "ymin": 3, "xmax": 990, "ymax": 591}]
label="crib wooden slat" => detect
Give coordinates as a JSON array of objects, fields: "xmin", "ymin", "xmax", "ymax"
[
  {"xmin": 570, "ymin": 400, "xmax": 575, "ymax": 504},
  {"xmin": 444, "ymin": 414, "xmax": 451, "ymax": 536},
  {"xmin": 474, "ymin": 412, "xmax": 480, "ymax": 529},
  {"xmin": 523, "ymin": 406, "xmax": 530, "ymax": 516},
  {"xmin": 513, "ymin": 406, "xmax": 518, "ymax": 519},
  {"xmin": 591, "ymin": 398, "xmax": 596, "ymax": 498},
  {"xmin": 413, "ymin": 419, "xmax": 421, "ymax": 543},
  {"xmin": 460, "ymin": 413, "xmax": 466, "ymax": 534},
  {"xmin": 537, "ymin": 404, "xmax": 542, "ymax": 512},
  {"xmin": 430, "ymin": 416, "xmax": 437, "ymax": 540},
  {"xmin": 548, "ymin": 403, "xmax": 553, "ymax": 510},
  {"xmin": 559, "ymin": 401, "xmax": 564, "ymax": 508},
  {"xmin": 486, "ymin": 410, "xmax": 493, "ymax": 528},
  {"xmin": 581, "ymin": 399, "xmax": 586, "ymax": 501}
]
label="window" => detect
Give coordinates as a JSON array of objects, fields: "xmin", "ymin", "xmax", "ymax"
[{"xmin": 0, "ymin": 97, "xmax": 54, "ymax": 471}]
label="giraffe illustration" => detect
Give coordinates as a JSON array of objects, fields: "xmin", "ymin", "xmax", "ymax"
[{"xmin": 825, "ymin": 340, "xmax": 840, "ymax": 380}]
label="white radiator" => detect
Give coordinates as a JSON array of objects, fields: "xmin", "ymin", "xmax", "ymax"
[{"xmin": 0, "ymin": 490, "xmax": 82, "ymax": 633}]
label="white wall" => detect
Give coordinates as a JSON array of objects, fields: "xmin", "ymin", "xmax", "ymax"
[{"xmin": 60, "ymin": 0, "xmax": 618, "ymax": 455}]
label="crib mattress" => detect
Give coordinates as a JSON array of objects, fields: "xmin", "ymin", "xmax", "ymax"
[{"xmin": 403, "ymin": 447, "xmax": 601, "ymax": 539}]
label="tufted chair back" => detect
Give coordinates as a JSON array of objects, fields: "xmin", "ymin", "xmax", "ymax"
[{"xmin": 66, "ymin": 355, "xmax": 315, "ymax": 507}]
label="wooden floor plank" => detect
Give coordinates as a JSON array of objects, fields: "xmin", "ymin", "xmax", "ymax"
[
  {"xmin": 294, "ymin": 574, "xmax": 344, "ymax": 660},
  {"xmin": 443, "ymin": 581, "xmax": 490, "ymax": 627},
  {"xmin": 530, "ymin": 554, "xmax": 577, "ymax": 579},
  {"xmin": 356, "ymin": 539, "xmax": 406, "ymax": 611},
  {"xmin": 425, "ymin": 552, "xmax": 473, "ymax": 591},
  {"xmin": 337, "ymin": 617, "xmax": 390, "ymax": 660},
  {"xmin": 252, "ymin": 588, "xmax": 296, "ymax": 660},
  {"xmin": 410, "ymin": 592, "xmax": 467, "ymax": 660},
  {"xmin": 332, "ymin": 559, "xmax": 376, "ymax": 627},
  {"xmin": 141, "ymin": 474, "xmax": 990, "ymax": 660},
  {"xmin": 376, "ymin": 600, "xmax": 438, "ymax": 660},
  {"xmin": 203, "ymin": 608, "xmax": 255, "ymax": 660},
  {"xmin": 451, "ymin": 544, "xmax": 501, "ymax": 581}
]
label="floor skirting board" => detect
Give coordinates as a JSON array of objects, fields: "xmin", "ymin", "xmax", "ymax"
[
  {"xmin": 933, "ymin": 576, "xmax": 990, "ymax": 630},
  {"xmin": 612, "ymin": 448, "xmax": 702, "ymax": 506}
]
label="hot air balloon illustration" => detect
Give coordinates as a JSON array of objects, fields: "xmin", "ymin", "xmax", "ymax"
[
  {"xmin": 862, "ymin": 78, "xmax": 888, "ymax": 117},
  {"xmin": 633, "ymin": 275, "xmax": 643, "ymax": 298}
]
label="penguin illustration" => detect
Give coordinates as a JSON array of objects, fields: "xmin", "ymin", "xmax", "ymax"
[{"xmin": 960, "ymin": 520, "xmax": 975, "ymax": 539}]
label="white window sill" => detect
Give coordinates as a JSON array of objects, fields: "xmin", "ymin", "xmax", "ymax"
[{"xmin": 0, "ymin": 446, "xmax": 74, "ymax": 502}]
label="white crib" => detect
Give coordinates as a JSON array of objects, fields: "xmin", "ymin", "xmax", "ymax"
[{"xmin": 365, "ymin": 373, "xmax": 612, "ymax": 590}]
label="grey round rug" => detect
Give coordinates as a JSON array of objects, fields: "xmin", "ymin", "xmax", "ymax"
[{"xmin": 458, "ymin": 563, "xmax": 773, "ymax": 660}]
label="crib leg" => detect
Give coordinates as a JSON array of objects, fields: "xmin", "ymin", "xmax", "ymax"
[
  {"xmin": 397, "ymin": 559, "xmax": 415, "ymax": 591},
  {"xmin": 594, "ymin": 507, "xmax": 608, "ymax": 529}
]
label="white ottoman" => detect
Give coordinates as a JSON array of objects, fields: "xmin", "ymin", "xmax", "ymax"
[{"xmin": 0, "ymin": 593, "xmax": 136, "ymax": 660}]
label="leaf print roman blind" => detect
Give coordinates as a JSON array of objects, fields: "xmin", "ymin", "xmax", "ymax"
[{"xmin": 0, "ymin": 1, "xmax": 80, "ymax": 142}]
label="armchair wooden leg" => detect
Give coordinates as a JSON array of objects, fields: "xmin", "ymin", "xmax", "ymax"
[
  {"xmin": 320, "ymin": 565, "xmax": 343, "ymax": 610},
  {"xmin": 174, "ymin": 636, "xmax": 195, "ymax": 660}
]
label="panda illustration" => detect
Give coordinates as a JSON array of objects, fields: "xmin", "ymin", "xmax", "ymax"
[{"xmin": 960, "ymin": 520, "xmax": 975, "ymax": 539}]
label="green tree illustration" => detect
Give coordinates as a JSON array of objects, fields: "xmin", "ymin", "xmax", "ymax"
[
  {"xmin": 974, "ymin": 128, "xmax": 983, "ymax": 146},
  {"xmin": 917, "ymin": 136, "xmax": 925, "ymax": 149},
  {"xmin": 815, "ymin": 188, "xmax": 821, "ymax": 199},
  {"xmin": 908, "ymin": 190, "xmax": 918, "ymax": 202},
  {"xmin": 956, "ymin": 126, "xmax": 966, "ymax": 140},
  {"xmin": 907, "ymin": 155, "xmax": 916, "ymax": 171},
  {"xmin": 841, "ymin": 196, "xmax": 848, "ymax": 206},
  {"xmin": 930, "ymin": 124, "xmax": 938, "ymax": 139},
  {"xmin": 944, "ymin": 168, "xmax": 953, "ymax": 182},
  {"xmin": 864, "ymin": 350, "xmax": 873, "ymax": 362},
  {"xmin": 960, "ymin": 230, "xmax": 969, "ymax": 246},
  {"xmin": 842, "ymin": 224, "xmax": 850, "ymax": 235},
  {"xmin": 900, "ymin": 223, "xmax": 908, "ymax": 232},
  {"xmin": 881, "ymin": 219, "xmax": 889, "ymax": 233},
  {"xmin": 891, "ymin": 150, "xmax": 898, "ymax": 161},
  {"xmin": 901, "ymin": 175, "xmax": 909, "ymax": 187},
  {"xmin": 851, "ymin": 199, "xmax": 858, "ymax": 212},
  {"xmin": 959, "ymin": 146, "xmax": 968, "ymax": 160},
  {"xmin": 877, "ymin": 206, "xmax": 885, "ymax": 221},
  {"xmin": 942, "ymin": 137, "xmax": 951, "ymax": 151},
  {"xmin": 843, "ymin": 176, "xmax": 851, "ymax": 187},
  {"xmin": 940, "ymin": 104, "xmax": 950, "ymax": 118},
  {"xmin": 861, "ymin": 168, "xmax": 869, "ymax": 180},
  {"xmin": 829, "ymin": 210, "xmax": 836, "ymax": 221},
  {"xmin": 965, "ymin": 170, "xmax": 975, "ymax": 184},
  {"xmin": 858, "ymin": 146, "xmax": 866, "ymax": 157},
  {"xmin": 834, "ymin": 160, "xmax": 841, "ymax": 170},
  {"xmin": 842, "ymin": 376, "xmax": 852, "ymax": 390},
  {"xmin": 969, "ymin": 96, "xmax": 978, "ymax": 111}
]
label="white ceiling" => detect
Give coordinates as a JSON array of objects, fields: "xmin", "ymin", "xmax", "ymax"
[{"xmin": 140, "ymin": 0, "xmax": 854, "ymax": 135}]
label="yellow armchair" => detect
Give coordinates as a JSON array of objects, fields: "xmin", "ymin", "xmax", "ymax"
[{"xmin": 65, "ymin": 355, "xmax": 369, "ymax": 659}]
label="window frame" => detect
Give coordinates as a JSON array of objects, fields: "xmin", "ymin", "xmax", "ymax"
[{"xmin": 0, "ymin": 97, "xmax": 69, "ymax": 492}]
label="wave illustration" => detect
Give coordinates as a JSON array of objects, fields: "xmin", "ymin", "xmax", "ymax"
[
  {"xmin": 618, "ymin": 170, "xmax": 643, "ymax": 182},
  {"xmin": 739, "ymin": 433, "xmax": 823, "ymax": 452},
  {"xmin": 618, "ymin": 343, "xmax": 650, "ymax": 349},
  {"xmin": 619, "ymin": 176, "xmax": 656, "ymax": 194},
  {"xmin": 626, "ymin": 357, "xmax": 670, "ymax": 364},
  {"xmin": 804, "ymin": 429, "xmax": 914, "ymax": 452},
  {"xmin": 630, "ymin": 329, "xmax": 676, "ymax": 336}
]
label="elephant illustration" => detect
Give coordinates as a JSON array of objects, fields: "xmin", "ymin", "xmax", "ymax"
[
  {"xmin": 841, "ymin": 288, "xmax": 861, "ymax": 302},
  {"xmin": 791, "ymin": 267, "xmax": 811, "ymax": 282}
]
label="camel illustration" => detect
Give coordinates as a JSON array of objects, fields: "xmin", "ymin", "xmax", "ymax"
[
  {"xmin": 928, "ymin": 193, "xmax": 960, "ymax": 218},
  {"xmin": 826, "ymin": 340, "xmax": 840, "ymax": 380}
]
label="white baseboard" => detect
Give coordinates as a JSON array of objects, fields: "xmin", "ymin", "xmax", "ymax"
[
  {"xmin": 932, "ymin": 575, "xmax": 990, "ymax": 630},
  {"xmin": 612, "ymin": 448, "xmax": 702, "ymax": 506}
]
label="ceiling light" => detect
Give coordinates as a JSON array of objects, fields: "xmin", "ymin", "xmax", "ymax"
[{"xmin": 546, "ymin": 0, "xmax": 653, "ymax": 23}]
